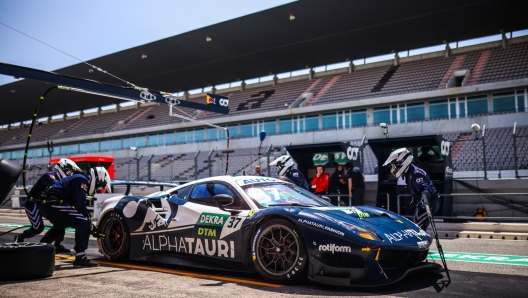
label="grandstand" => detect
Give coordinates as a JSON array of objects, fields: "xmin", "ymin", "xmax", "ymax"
[{"xmin": 2, "ymin": 34, "xmax": 528, "ymax": 186}]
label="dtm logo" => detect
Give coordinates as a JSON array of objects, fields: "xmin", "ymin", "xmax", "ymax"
[
  {"xmin": 197, "ymin": 227, "xmax": 217, "ymax": 237},
  {"xmin": 318, "ymin": 244, "xmax": 351, "ymax": 253}
]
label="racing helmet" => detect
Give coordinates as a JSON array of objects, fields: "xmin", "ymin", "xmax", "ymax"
[
  {"xmin": 87, "ymin": 167, "xmax": 112, "ymax": 195},
  {"xmin": 269, "ymin": 155, "xmax": 295, "ymax": 176},
  {"xmin": 54, "ymin": 158, "xmax": 82, "ymax": 179},
  {"xmin": 382, "ymin": 148, "xmax": 413, "ymax": 178}
]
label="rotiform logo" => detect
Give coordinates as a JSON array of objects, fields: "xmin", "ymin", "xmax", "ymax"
[{"xmin": 318, "ymin": 244, "xmax": 351, "ymax": 253}]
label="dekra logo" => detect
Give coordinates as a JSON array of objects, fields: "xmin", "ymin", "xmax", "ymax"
[{"xmin": 198, "ymin": 213, "xmax": 229, "ymax": 227}]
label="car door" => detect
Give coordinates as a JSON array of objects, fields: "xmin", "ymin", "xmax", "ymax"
[{"xmin": 163, "ymin": 181, "xmax": 251, "ymax": 263}]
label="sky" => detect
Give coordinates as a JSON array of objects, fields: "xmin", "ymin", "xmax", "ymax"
[{"xmin": 0, "ymin": 0, "xmax": 295, "ymax": 86}]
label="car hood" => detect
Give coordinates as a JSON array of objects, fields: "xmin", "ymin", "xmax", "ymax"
[{"xmin": 298, "ymin": 206, "xmax": 431, "ymax": 246}]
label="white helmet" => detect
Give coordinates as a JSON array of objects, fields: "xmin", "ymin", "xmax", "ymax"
[
  {"xmin": 54, "ymin": 158, "xmax": 82, "ymax": 179},
  {"xmin": 382, "ymin": 148, "xmax": 413, "ymax": 178},
  {"xmin": 269, "ymin": 155, "xmax": 295, "ymax": 176},
  {"xmin": 88, "ymin": 167, "xmax": 112, "ymax": 195}
]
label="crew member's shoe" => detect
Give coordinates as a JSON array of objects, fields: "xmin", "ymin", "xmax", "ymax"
[
  {"xmin": 73, "ymin": 254, "xmax": 99, "ymax": 268},
  {"xmin": 13, "ymin": 235, "xmax": 24, "ymax": 243},
  {"xmin": 55, "ymin": 244, "xmax": 73, "ymax": 255}
]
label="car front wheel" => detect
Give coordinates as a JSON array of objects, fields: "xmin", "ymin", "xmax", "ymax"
[{"xmin": 251, "ymin": 219, "xmax": 308, "ymax": 284}]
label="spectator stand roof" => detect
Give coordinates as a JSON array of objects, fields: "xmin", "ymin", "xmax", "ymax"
[{"xmin": 1, "ymin": 0, "xmax": 527, "ymax": 126}]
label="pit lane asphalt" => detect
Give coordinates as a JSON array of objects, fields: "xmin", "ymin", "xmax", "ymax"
[{"xmin": 1, "ymin": 218, "xmax": 527, "ymax": 297}]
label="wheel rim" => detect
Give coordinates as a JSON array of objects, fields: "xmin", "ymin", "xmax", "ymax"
[
  {"xmin": 256, "ymin": 224, "xmax": 299, "ymax": 276},
  {"xmin": 103, "ymin": 217, "xmax": 125, "ymax": 254}
]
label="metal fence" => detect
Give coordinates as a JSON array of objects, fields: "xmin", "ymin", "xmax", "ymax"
[
  {"xmin": 13, "ymin": 124, "xmax": 528, "ymax": 185},
  {"xmin": 116, "ymin": 145, "xmax": 288, "ymax": 182}
]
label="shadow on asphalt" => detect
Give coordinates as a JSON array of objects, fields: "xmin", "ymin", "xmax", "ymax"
[{"xmin": 96, "ymin": 256, "xmax": 449, "ymax": 296}]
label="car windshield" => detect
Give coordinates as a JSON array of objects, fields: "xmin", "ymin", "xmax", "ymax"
[{"xmin": 241, "ymin": 182, "xmax": 331, "ymax": 208}]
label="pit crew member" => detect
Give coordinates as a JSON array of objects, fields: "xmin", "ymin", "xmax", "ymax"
[
  {"xmin": 382, "ymin": 148, "xmax": 440, "ymax": 230},
  {"xmin": 40, "ymin": 167, "xmax": 111, "ymax": 267}
]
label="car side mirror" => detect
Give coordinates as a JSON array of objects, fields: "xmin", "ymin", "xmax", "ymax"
[
  {"xmin": 320, "ymin": 196, "xmax": 331, "ymax": 203},
  {"xmin": 213, "ymin": 194, "xmax": 241, "ymax": 215}
]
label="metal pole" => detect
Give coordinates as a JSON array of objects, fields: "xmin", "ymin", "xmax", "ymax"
[
  {"xmin": 194, "ymin": 150, "xmax": 200, "ymax": 180},
  {"xmin": 258, "ymin": 142, "xmax": 262, "ymax": 167},
  {"xmin": 266, "ymin": 143, "xmax": 272, "ymax": 177},
  {"xmin": 360, "ymin": 135, "xmax": 366, "ymax": 173},
  {"xmin": 171, "ymin": 158, "xmax": 174, "ymax": 181},
  {"xmin": 208, "ymin": 148, "xmax": 215, "ymax": 177},
  {"xmin": 148, "ymin": 154, "xmax": 154, "ymax": 181},
  {"xmin": 482, "ymin": 133, "xmax": 488, "ymax": 179},
  {"xmin": 136, "ymin": 155, "xmax": 143, "ymax": 181},
  {"xmin": 513, "ymin": 131, "xmax": 519, "ymax": 179}
]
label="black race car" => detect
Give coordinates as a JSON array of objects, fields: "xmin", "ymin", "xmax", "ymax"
[{"xmin": 96, "ymin": 176, "xmax": 441, "ymax": 286}]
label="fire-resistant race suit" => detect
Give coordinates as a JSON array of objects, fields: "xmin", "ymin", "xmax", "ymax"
[
  {"xmin": 403, "ymin": 164, "xmax": 440, "ymax": 230},
  {"xmin": 17, "ymin": 172, "xmax": 63, "ymax": 242},
  {"xmin": 39, "ymin": 174, "xmax": 92, "ymax": 255},
  {"xmin": 286, "ymin": 167, "xmax": 310, "ymax": 191}
]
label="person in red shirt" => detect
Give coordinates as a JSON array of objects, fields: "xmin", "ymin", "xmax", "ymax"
[{"xmin": 311, "ymin": 165, "xmax": 329, "ymax": 195}]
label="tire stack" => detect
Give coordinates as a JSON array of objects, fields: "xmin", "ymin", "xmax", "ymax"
[{"xmin": 0, "ymin": 242, "xmax": 55, "ymax": 280}]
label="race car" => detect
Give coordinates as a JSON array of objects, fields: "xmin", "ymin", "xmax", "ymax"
[{"xmin": 96, "ymin": 175, "xmax": 441, "ymax": 286}]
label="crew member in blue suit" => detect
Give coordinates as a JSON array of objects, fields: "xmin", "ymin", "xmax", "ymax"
[
  {"xmin": 269, "ymin": 155, "xmax": 310, "ymax": 190},
  {"xmin": 40, "ymin": 167, "xmax": 111, "ymax": 267},
  {"xmin": 14, "ymin": 158, "xmax": 82, "ymax": 254},
  {"xmin": 382, "ymin": 148, "xmax": 440, "ymax": 230}
]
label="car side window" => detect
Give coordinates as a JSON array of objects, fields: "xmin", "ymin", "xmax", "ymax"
[
  {"xmin": 188, "ymin": 182, "xmax": 245, "ymax": 209},
  {"xmin": 169, "ymin": 185, "xmax": 192, "ymax": 201}
]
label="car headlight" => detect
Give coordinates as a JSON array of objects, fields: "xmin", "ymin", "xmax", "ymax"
[
  {"xmin": 342, "ymin": 222, "xmax": 380, "ymax": 241},
  {"xmin": 359, "ymin": 231, "xmax": 379, "ymax": 241}
]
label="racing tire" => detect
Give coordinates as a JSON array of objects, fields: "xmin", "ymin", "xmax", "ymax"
[
  {"xmin": 0, "ymin": 242, "xmax": 54, "ymax": 280},
  {"xmin": 251, "ymin": 219, "xmax": 308, "ymax": 284},
  {"xmin": 98, "ymin": 211, "xmax": 130, "ymax": 262}
]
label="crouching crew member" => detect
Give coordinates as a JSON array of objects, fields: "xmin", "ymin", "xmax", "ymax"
[
  {"xmin": 14, "ymin": 158, "xmax": 82, "ymax": 254},
  {"xmin": 382, "ymin": 148, "xmax": 440, "ymax": 230},
  {"xmin": 40, "ymin": 167, "xmax": 111, "ymax": 267}
]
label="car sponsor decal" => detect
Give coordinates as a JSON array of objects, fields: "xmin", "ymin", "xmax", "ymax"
[
  {"xmin": 337, "ymin": 207, "xmax": 370, "ymax": 219},
  {"xmin": 197, "ymin": 212, "xmax": 230, "ymax": 227},
  {"xmin": 297, "ymin": 218, "xmax": 344, "ymax": 236},
  {"xmin": 384, "ymin": 229, "xmax": 429, "ymax": 243},
  {"xmin": 249, "ymin": 209, "xmax": 258, "ymax": 217},
  {"xmin": 142, "ymin": 235, "xmax": 235, "ymax": 258},
  {"xmin": 235, "ymin": 177, "xmax": 278, "ymax": 186},
  {"xmin": 313, "ymin": 212, "xmax": 363, "ymax": 232},
  {"xmin": 315, "ymin": 206, "xmax": 371, "ymax": 219},
  {"xmin": 195, "ymin": 226, "xmax": 220, "ymax": 238},
  {"xmin": 194, "ymin": 212, "xmax": 246, "ymax": 239},
  {"xmin": 319, "ymin": 244, "xmax": 351, "ymax": 253}
]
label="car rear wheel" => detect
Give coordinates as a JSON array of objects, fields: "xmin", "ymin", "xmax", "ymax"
[
  {"xmin": 98, "ymin": 211, "xmax": 130, "ymax": 261},
  {"xmin": 251, "ymin": 219, "xmax": 307, "ymax": 284}
]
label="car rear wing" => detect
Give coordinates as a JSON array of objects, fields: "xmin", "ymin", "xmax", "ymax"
[{"xmin": 110, "ymin": 180, "xmax": 184, "ymax": 195}]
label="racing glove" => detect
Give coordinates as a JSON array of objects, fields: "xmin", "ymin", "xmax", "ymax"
[{"xmin": 90, "ymin": 224, "xmax": 105, "ymax": 238}]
